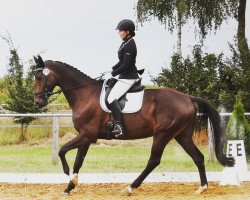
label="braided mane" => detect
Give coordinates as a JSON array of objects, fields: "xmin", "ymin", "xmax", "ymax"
[{"xmin": 52, "ymin": 60, "xmax": 94, "ymax": 80}]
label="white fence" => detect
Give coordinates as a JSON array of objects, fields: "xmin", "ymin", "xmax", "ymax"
[
  {"xmin": 0, "ymin": 113, "xmax": 71, "ymax": 165},
  {"xmin": 0, "ymin": 113, "xmax": 250, "ymax": 165}
]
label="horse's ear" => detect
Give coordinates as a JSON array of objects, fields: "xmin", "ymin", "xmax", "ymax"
[
  {"xmin": 33, "ymin": 56, "xmax": 39, "ymax": 67},
  {"xmin": 34, "ymin": 55, "xmax": 45, "ymax": 68},
  {"xmin": 37, "ymin": 55, "xmax": 45, "ymax": 67}
]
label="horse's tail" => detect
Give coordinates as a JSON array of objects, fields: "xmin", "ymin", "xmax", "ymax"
[{"xmin": 190, "ymin": 97, "xmax": 235, "ymax": 167}]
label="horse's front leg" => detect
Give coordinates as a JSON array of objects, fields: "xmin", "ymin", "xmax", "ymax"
[
  {"xmin": 58, "ymin": 135, "xmax": 91, "ymax": 194},
  {"xmin": 64, "ymin": 138, "xmax": 91, "ymax": 194}
]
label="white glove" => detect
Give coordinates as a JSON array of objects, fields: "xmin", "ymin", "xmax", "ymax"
[{"xmin": 103, "ymin": 72, "xmax": 113, "ymax": 80}]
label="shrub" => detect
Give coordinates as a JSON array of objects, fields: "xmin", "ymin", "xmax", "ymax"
[{"xmin": 227, "ymin": 94, "xmax": 250, "ymax": 155}]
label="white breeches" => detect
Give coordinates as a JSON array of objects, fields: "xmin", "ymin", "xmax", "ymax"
[{"xmin": 107, "ymin": 79, "xmax": 137, "ymax": 104}]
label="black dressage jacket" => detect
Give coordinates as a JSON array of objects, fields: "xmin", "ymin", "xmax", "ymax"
[{"xmin": 111, "ymin": 37, "xmax": 139, "ymax": 79}]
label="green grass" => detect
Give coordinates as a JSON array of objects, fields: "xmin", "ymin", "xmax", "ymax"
[{"xmin": 1, "ymin": 140, "xmax": 243, "ymax": 174}]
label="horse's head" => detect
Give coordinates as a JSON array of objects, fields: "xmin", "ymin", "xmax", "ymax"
[{"xmin": 33, "ymin": 56, "xmax": 57, "ymax": 107}]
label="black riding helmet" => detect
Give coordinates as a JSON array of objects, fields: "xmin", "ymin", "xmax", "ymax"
[{"xmin": 116, "ymin": 19, "xmax": 135, "ymax": 37}]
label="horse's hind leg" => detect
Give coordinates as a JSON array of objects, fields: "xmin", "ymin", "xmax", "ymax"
[
  {"xmin": 175, "ymin": 128, "xmax": 208, "ymax": 194},
  {"xmin": 125, "ymin": 133, "xmax": 169, "ymax": 195}
]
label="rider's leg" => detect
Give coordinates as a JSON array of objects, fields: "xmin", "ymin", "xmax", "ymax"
[
  {"xmin": 109, "ymin": 99, "xmax": 123, "ymax": 137},
  {"xmin": 107, "ymin": 79, "xmax": 136, "ymax": 137}
]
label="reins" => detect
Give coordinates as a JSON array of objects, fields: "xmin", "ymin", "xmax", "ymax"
[
  {"xmin": 35, "ymin": 68, "xmax": 103, "ymax": 99},
  {"xmin": 51, "ymin": 75, "xmax": 140, "ymax": 96},
  {"xmin": 49, "ymin": 75, "xmax": 103, "ymax": 97}
]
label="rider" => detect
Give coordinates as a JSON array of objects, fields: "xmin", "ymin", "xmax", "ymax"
[{"xmin": 104, "ymin": 19, "xmax": 139, "ymax": 138}]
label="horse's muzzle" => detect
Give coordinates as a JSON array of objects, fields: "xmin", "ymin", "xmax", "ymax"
[{"xmin": 34, "ymin": 99, "xmax": 48, "ymax": 108}]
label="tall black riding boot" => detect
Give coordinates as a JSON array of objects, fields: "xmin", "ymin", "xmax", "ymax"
[{"xmin": 109, "ymin": 100, "xmax": 124, "ymax": 138}]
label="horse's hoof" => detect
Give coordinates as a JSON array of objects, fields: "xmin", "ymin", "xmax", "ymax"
[
  {"xmin": 121, "ymin": 185, "xmax": 134, "ymax": 196},
  {"xmin": 62, "ymin": 191, "xmax": 70, "ymax": 196},
  {"xmin": 195, "ymin": 185, "xmax": 208, "ymax": 194}
]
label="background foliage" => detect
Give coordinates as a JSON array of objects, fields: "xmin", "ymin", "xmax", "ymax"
[
  {"xmin": 136, "ymin": 0, "xmax": 234, "ymax": 38},
  {"xmin": 1, "ymin": 36, "xmax": 45, "ymax": 141},
  {"xmin": 227, "ymin": 95, "xmax": 250, "ymax": 154},
  {"xmin": 152, "ymin": 44, "xmax": 248, "ymax": 111},
  {"xmin": 137, "ymin": 0, "xmax": 249, "ymax": 112}
]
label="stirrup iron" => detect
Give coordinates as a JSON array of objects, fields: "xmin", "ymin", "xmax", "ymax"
[{"xmin": 112, "ymin": 124, "xmax": 123, "ymax": 138}]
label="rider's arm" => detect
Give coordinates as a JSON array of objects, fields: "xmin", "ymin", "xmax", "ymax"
[
  {"xmin": 112, "ymin": 61, "xmax": 122, "ymax": 71},
  {"xmin": 111, "ymin": 45, "xmax": 135, "ymax": 77}
]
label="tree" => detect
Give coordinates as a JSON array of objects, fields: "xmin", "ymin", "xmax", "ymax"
[
  {"xmin": 176, "ymin": 0, "xmax": 188, "ymax": 55},
  {"xmin": 227, "ymin": 94, "xmax": 250, "ymax": 155},
  {"xmin": 153, "ymin": 44, "xmax": 248, "ymax": 111},
  {"xmin": 2, "ymin": 35, "xmax": 44, "ymax": 141},
  {"xmin": 136, "ymin": 0, "xmax": 232, "ymax": 51},
  {"xmin": 153, "ymin": 45, "xmax": 222, "ymax": 107},
  {"xmin": 227, "ymin": 0, "xmax": 250, "ymax": 111},
  {"xmin": 137, "ymin": 0, "xmax": 250, "ymax": 111},
  {"xmin": 235, "ymin": 0, "xmax": 249, "ymax": 69},
  {"xmin": 0, "ymin": 78, "xmax": 9, "ymax": 104},
  {"xmin": 218, "ymin": 39, "xmax": 246, "ymax": 111}
]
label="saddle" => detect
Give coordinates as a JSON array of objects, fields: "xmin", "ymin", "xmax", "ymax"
[{"xmin": 99, "ymin": 78, "xmax": 145, "ymax": 113}]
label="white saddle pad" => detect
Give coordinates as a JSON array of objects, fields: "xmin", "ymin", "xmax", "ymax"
[{"xmin": 100, "ymin": 80, "xmax": 144, "ymax": 113}]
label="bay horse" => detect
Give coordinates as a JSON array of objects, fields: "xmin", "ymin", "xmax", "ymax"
[{"xmin": 33, "ymin": 56, "xmax": 234, "ymax": 195}]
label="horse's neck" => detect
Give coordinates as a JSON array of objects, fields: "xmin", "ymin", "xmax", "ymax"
[
  {"xmin": 63, "ymin": 84, "xmax": 101, "ymax": 110},
  {"xmin": 56, "ymin": 72, "xmax": 91, "ymax": 91},
  {"xmin": 52, "ymin": 65, "xmax": 101, "ymax": 110}
]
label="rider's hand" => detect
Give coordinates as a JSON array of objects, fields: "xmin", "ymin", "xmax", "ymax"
[{"xmin": 103, "ymin": 72, "xmax": 113, "ymax": 80}]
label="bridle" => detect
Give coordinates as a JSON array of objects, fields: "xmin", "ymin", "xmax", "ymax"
[
  {"xmin": 34, "ymin": 68, "xmax": 51, "ymax": 100},
  {"xmin": 34, "ymin": 67, "xmax": 103, "ymax": 100}
]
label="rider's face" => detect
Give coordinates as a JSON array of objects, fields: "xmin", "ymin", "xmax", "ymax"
[{"xmin": 119, "ymin": 30, "xmax": 129, "ymax": 40}]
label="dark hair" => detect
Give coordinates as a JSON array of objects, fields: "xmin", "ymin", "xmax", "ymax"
[{"xmin": 130, "ymin": 31, "xmax": 135, "ymax": 37}]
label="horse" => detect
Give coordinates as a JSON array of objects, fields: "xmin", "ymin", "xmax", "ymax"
[{"xmin": 33, "ymin": 56, "xmax": 234, "ymax": 196}]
